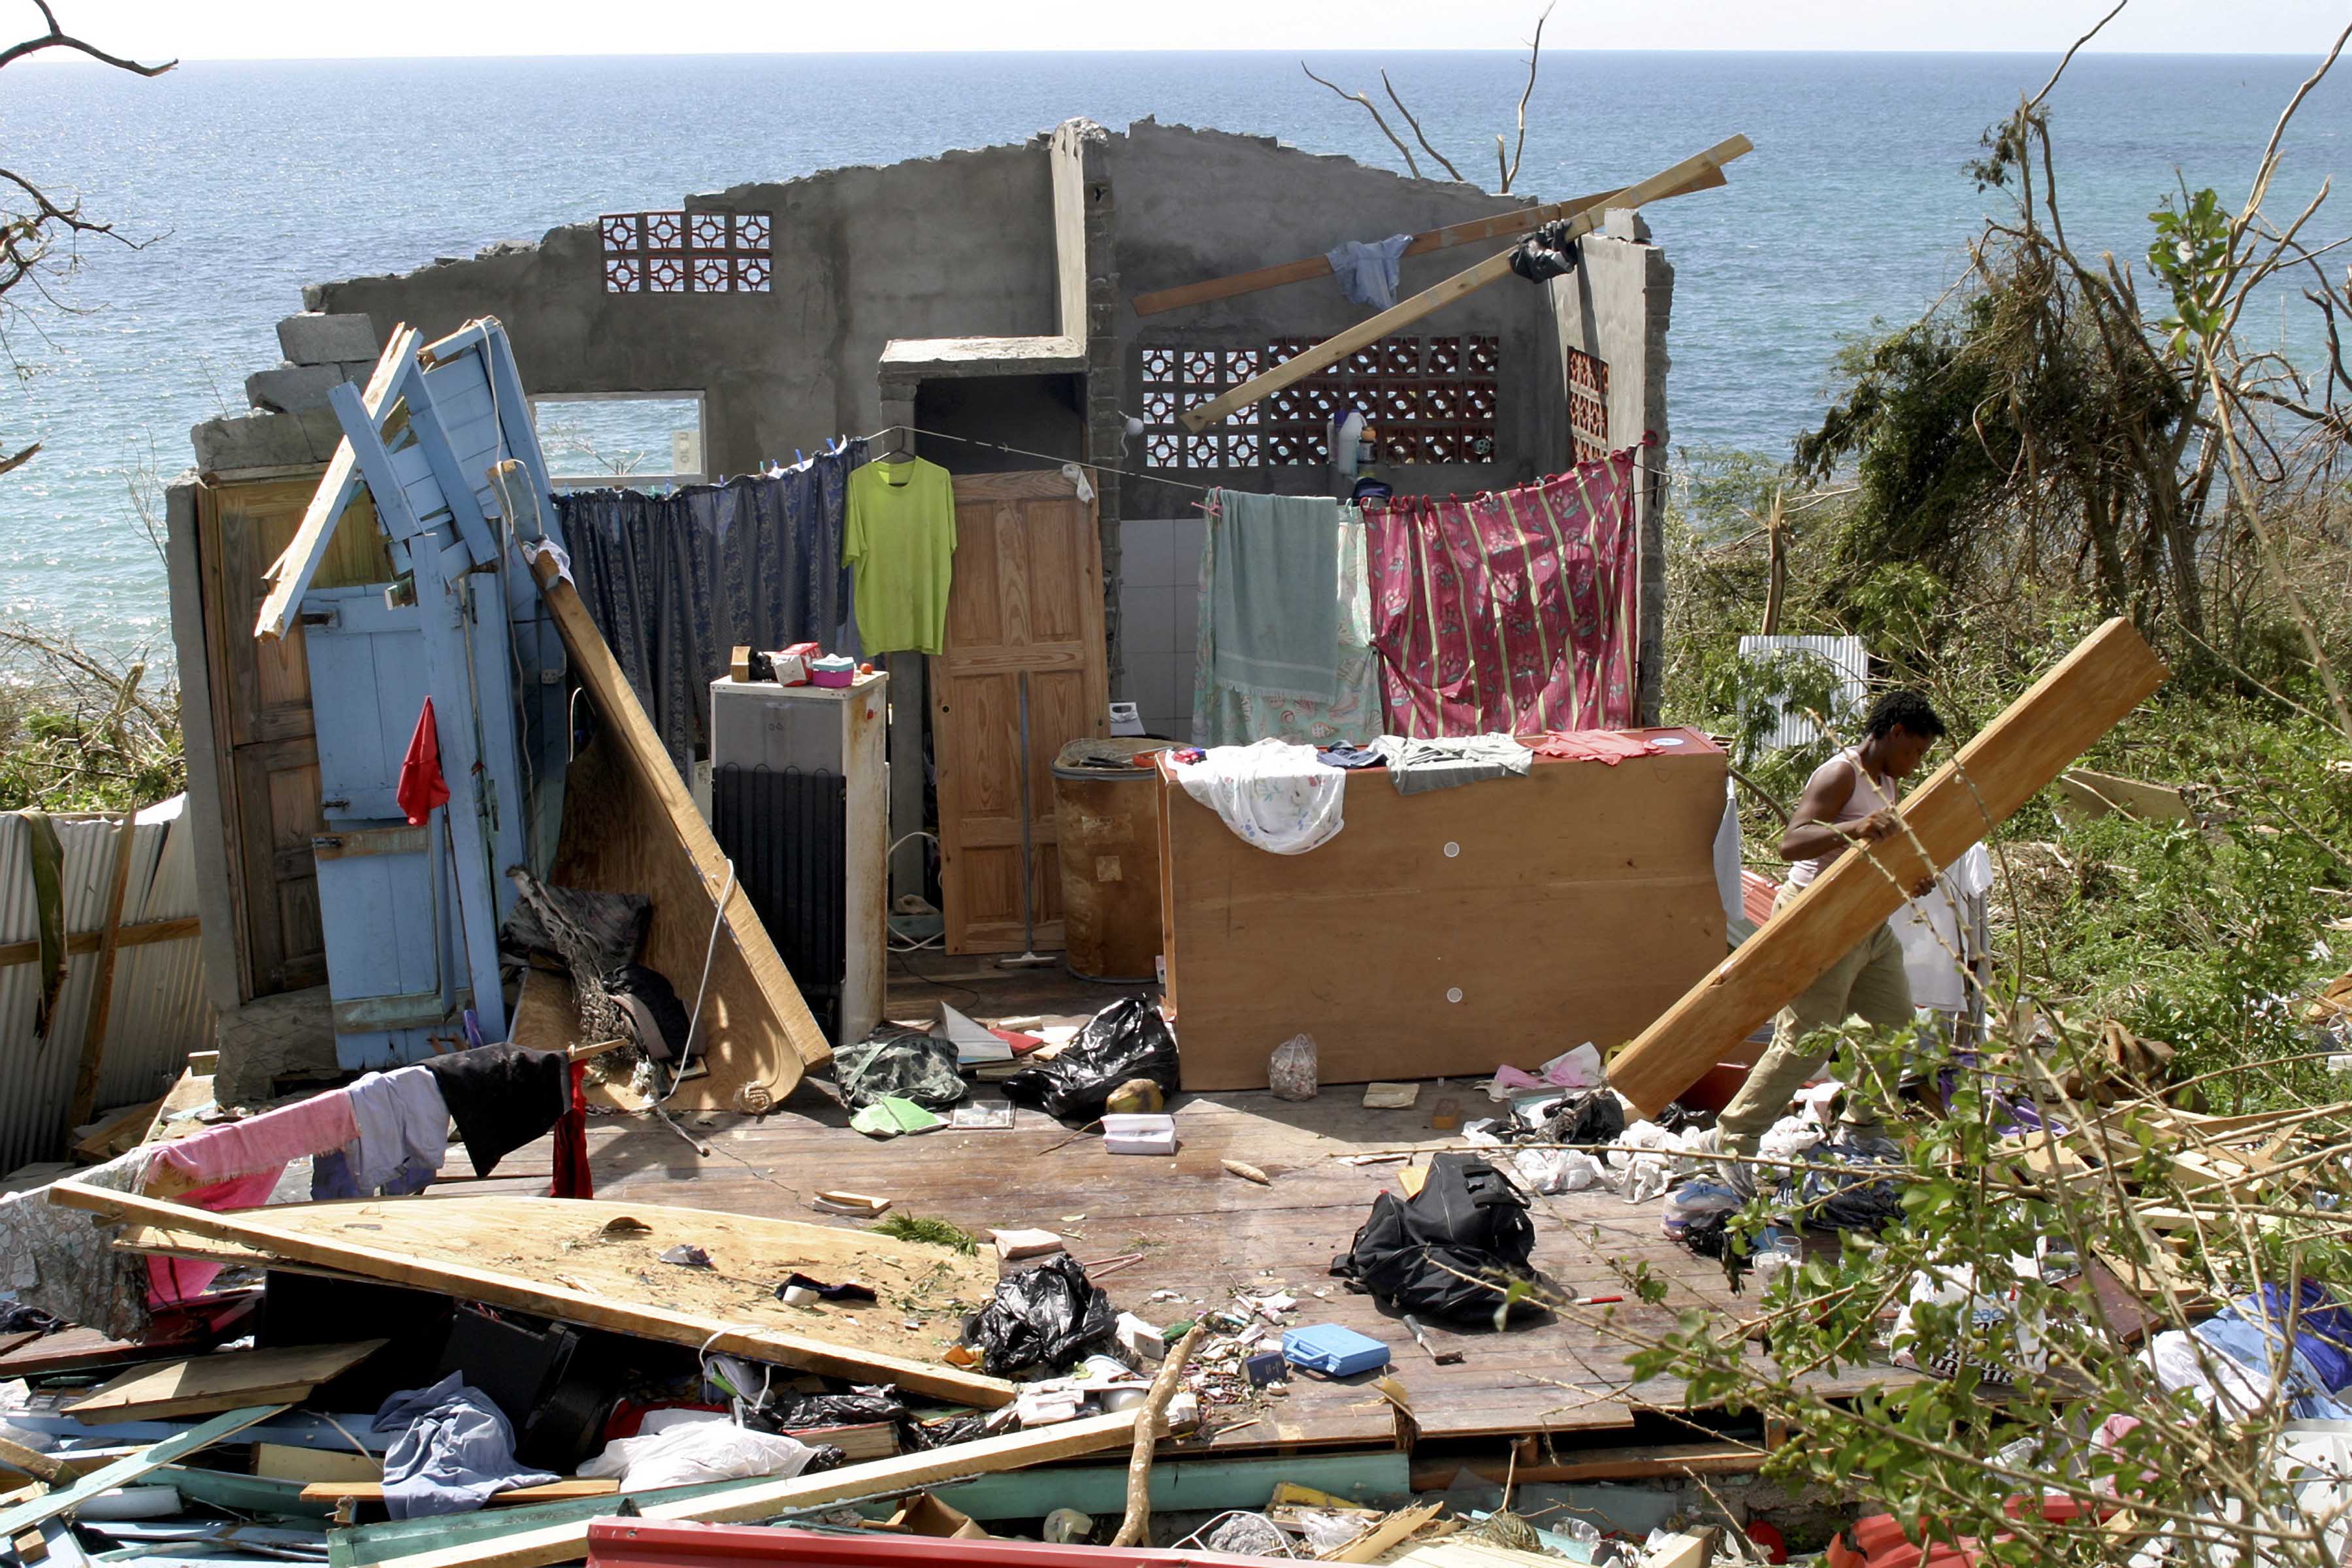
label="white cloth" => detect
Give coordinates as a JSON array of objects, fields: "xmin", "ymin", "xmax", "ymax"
[
  {"xmin": 1713, "ymin": 785, "xmax": 1744, "ymax": 937},
  {"xmin": 581, "ymin": 1416, "xmax": 815, "ymax": 1490},
  {"xmin": 1176, "ymin": 739, "xmax": 1345, "ymax": 855},
  {"xmin": 1893, "ymin": 842, "xmax": 1993, "ymax": 1013},
  {"xmin": 347, "ymin": 1066, "xmax": 450, "ymax": 1192}
]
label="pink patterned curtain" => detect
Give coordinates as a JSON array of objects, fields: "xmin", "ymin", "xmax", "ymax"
[{"xmin": 1366, "ymin": 451, "xmax": 1639, "ymax": 738}]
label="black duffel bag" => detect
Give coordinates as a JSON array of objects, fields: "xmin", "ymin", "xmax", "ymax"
[{"xmin": 1330, "ymin": 1152, "xmax": 1543, "ymax": 1322}]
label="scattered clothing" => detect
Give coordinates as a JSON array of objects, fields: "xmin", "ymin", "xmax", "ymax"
[
  {"xmin": 1370, "ymin": 733, "xmax": 1533, "ymax": 794},
  {"xmin": 0, "ymin": 1151, "xmax": 155, "ymax": 1341},
  {"xmin": 1194, "ymin": 507, "xmax": 1382, "ymax": 746},
  {"xmin": 832, "ymin": 1028, "xmax": 968, "ymax": 1112},
  {"xmin": 559, "ymin": 444, "xmax": 866, "ymax": 773},
  {"xmin": 1367, "ymin": 454, "xmax": 1639, "ymax": 738},
  {"xmin": 323, "ymin": 1066, "xmax": 450, "ymax": 1198},
  {"xmin": 1327, "ymin": 233, "xmax": 1415, "ymax": 310},
  {"xmin": 374, "ymin": 1373, "xmax": 561, "ymax": 1519},
  {"xmin": 1527, "ymin": 729, "xmax": 1660, "ymax": 765},
  {"xmin": 581, "ymin": 1414, "xmax": 815, "ymax": 1490},
  {"xmin": 1771, "ymin": 1141, "xmax": 1905, "ymax": 1233},
  {"xmin": 1208, "ymin": 491, "xmax": 1345, "ymax": 702},
  {"xmin": 2236, "ymin": 1281, "xmax": 2352, "ymax": 1392},
  {"xmin": 423, "ymin": 1045, "xmax": 570, "ymax": 1180},
  {"xmin": 157, "ymin": 1091, "xmax": 359, "ymax": 1192},
  {"xmin": 1315, "ymin": 743, "xmax": 1383, "ymax": 770},
  {"xmin": 551, "ymin": 1062, "xmax": 593, "ymax": 1200},
  {"xmin": 1175, "ymin": 739, "xmax": 1346, "ymax": 854},
  {"xmin": 843, "ymin": 456, "xmax": 957, "ymax": 656},
  {"xmin": 397, "ymin": 698, "xmax": 451, "ymax": 826}
]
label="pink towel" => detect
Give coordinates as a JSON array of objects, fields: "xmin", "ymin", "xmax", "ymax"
[
  {"xmin": 1526, "ymin": 729, "xmax": 1659, "ymax": 766},
  {"xmin": 152, "ymin": 1091, "xmax": 359, "ymax": 1189}
]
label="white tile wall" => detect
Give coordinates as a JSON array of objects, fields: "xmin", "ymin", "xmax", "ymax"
[{"xmin": 1119, "ymin": 517, "xmax": 1208, "ymax": 739}]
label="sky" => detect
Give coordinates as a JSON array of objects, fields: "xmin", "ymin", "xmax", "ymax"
[{"xmin": 29, "ymin": 0, "xmax": 2352, "ymax": 59}]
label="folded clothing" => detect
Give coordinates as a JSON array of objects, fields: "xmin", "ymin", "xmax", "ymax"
[
  {"xmin": 1371, "ymin": 734, "xmax": 1532, "ymax": 794},
  {"xmin": 1527, "ymin": 729, "xmax": 1661, "ymax": 766},
  {"xmin": 424, "ymin": 1045, "xmax": 571, "ymax": 1179},
  {"xmin": 323, "ymin": 1066, "xmax": 448, "ymax": 1198}
]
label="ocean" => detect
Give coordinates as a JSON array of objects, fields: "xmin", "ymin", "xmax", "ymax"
[{"xmin": 3, "ymin": 49, "xmax": 2347, "ymax": 657}]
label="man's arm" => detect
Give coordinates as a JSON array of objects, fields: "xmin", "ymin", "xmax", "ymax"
[{"xmin": 1778, "ymin": 757, "xmax": 1893, "ymax": 864}]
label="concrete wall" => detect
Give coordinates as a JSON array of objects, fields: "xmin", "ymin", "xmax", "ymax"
[
  {"xmin": 1548, "ymin": 209, "xmax": 1675, "ymax": 724},
  {"xmin": 309, "ymin": 140, "xmax": 1064, "ymax": 476},
  {"xmin": 1107, "ymin": 121, "xmax": 1569, "ymax": 523}
]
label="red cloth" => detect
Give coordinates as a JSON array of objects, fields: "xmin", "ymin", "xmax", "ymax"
[
  {"xmin": 1367, "ymin": 452, "xmax": 1638, "ymax": 738},
  {"xmin": 1526, "ymin": 728, "xmax": 1659, "ymax": 765},
  {"xmin": 397, "ymin": 697, "xmax": 452, "ymax": 826},
  {"xmin": 551, "ymin": 1060, "xmax": 593, "ymax": 1199}
]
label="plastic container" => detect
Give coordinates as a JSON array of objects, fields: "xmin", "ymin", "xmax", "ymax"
[
  {"xmin": 1282, "ymin": 1323, "xmax": 1392, "ymax": 1377},
  {"xmin": 809, "ymin": 655, "xmax": 857, "ymax": 688},
  {"xmin": 1102, "ymin": 1113, "xmax": 1176, "ymax": 1155},
  {"xmin": 1268, "ymin": 1034, "xmax": 1318, "ymax": 1101}
]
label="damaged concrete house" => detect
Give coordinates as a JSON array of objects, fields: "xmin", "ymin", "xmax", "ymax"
[{"xmin": 0, "ymin": 110, "xmax": 2185, "ymax": 1565}]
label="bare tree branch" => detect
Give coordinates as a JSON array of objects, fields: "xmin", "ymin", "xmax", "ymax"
[
  {"xmin": 1379, "ymin": 70, "xmax": 1463, "ymax": 182},
  {"xmin": 1503, "ymin": 1, "xmax": 1555, "ymax": 194},
  {"xmin": 2025, "ymin": 0, "xmax": 2127, "ymax": 112},
  {"xmin": 1301, "ymin": 61, "xmax": 1420, "ymax": 180},
  {"xmin": 2242, "ymin": 15, "xmax": 2352, "ymax": 223},
  {"xmin": 0, "ymin": 0, "xmax": 172, "ymax": 75},
  {"xmin": 0, "ymin": 442, "xmax": 39, "ymax": 476}
]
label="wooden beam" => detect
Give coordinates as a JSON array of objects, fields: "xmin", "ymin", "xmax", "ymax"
[
  {"xmin": 1131, "ymin": 163, "xmax": 1729, "ymax": 318},
  {"xmin": 529, "ymin": 548, "xmax": 830, "ymax": 1107},
  {"xmin": 378, "ymin": 1411, "xmax": 1141, "ymax": 1568},
  {"xmin": 1607, "ymin": 617, "xmax": 2169, "ymax": 1117},
  {"xmin": 0, "ymin": 915, "xmax": 199, "ymax": 971},
  {"xmin": 0, "ymin": 1405, "xmax": 287, "ymax": 1539},
  {"xmin": 253, "ymin": 325, "xmax": 418, "ymax": 642},
  {"xmin": 65, "ymin": 1340, "xmax": 385, "ymax": 1424},
  {"xmin": 50, "ymin": 1184, "xmax": 1012, "ymax": 1409},
  {"xmin": 1177, "ymin": 136, "xmax": 1750, "ymax": 433},
  {"xmin": 64, "ymin": 810, "xmax": 138, "ymax": 1132}
]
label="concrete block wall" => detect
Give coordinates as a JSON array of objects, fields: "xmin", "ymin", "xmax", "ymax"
[
  {"xmin": 1115, "ymin": 514, "xmax": 1208, "ymax": 741},
  {"xmin": 243, "ymin": 313, "xmax": 382, "ymax": 415}
]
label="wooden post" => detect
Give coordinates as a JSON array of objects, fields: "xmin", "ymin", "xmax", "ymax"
[
  {"xmin": 1177, "ymin": 136, "xmax": 1751, "ymax": 434},
  {"xmin": 1606, "ymin": 617, "xmax": 2169, "ymax": 1117},
  {"xmin": 65, "ymin": 808, "xmax": 140, "ymax": 1133}
]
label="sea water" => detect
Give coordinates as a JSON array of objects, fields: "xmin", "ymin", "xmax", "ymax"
[{"xmin": 2, "ymin": 50, "xmax": 2345, "ymax": 653}]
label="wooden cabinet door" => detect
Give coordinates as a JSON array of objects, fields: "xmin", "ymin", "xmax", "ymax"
[{"xmin": 931, "ymin": 471, "xmax": 1108, "ymax": 954}]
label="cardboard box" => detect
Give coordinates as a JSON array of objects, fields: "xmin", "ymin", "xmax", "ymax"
[{"xmin": 881, "ymin": 1493, "xmax": 990, "ymax": 1541}]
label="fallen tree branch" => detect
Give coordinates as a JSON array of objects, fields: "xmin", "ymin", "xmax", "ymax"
[{"xmin": 1108, "ymin": 1321, "xmax": 1207, "ymax": 1548}]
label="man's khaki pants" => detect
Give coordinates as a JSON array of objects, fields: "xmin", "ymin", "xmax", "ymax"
[{"xmin": 1714, "ymin": 896, "xmax": 1914, "ymax": 1156}]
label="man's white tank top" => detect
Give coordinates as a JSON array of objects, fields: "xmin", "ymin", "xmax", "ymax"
[{"xmin": 1786, "ymin": 747, "xmax": 1899, "ymax": 891}]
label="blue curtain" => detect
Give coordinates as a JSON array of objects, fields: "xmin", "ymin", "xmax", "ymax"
[{"xmin": 555, "ymin": 441, "xmax": 865, "ymax": 774}]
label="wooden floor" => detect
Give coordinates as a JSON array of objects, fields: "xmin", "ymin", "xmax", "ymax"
[{"xmin": 458, "ymin": 951, "xmax": 1904, "ymax": 1457}]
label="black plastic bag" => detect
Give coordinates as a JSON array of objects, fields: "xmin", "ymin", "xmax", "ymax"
[
  {"xmin": 1000, "ymin": 997, "xmax": 1177, "ymax": 1124},
  {"xmin": 832, "ymin": 1028, "xmax": 967, "ymax": 1111},
  {"xmin": 961, "ymin": 1254, "xmax": 1116, "ymax": 1377},
  {"xmin": 909, "ymin": 1414, "xmax": 993, "ymax": 1450},
  {"xmin": 1509, "ymin": 223, "xmax": 1580, "ymax": 282},
  {"xmin": 1536, "ymin": 1088, "xmax": 1624, "ymax": 1147},
  {"xmin": 761, "ymin": 1386, "xmax": 909, "ymax": 1429},
  {"xmin": 1330, "ymin": 1153, "xmax": 1542, "ymax": 1324}
]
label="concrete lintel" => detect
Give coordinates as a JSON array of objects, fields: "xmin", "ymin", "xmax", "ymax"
[
  {"xmin": 276, "ymin": 312, "xmax": 380, "ymax": 366},
  {"xmin": 878, "ymin": 335, "xmax": 1086, "ymax": 386}
]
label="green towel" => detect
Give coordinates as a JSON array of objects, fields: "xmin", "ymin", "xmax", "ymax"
[{"xmin": 1209, "ymin": 490, "xmax": 1347, "ymax": 702}]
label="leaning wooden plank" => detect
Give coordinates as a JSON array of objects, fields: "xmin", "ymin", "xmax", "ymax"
[
  {"xmin": 528, "ymin": 550, "xmax": 828, "ymax": 1110},
  {"xmin": 65, "ymin": 809, "xmax": 140, "ymax": 1132},
  {"xmin": 1177, "ymin": 136, "xmax": 1750, "ymax": 433},
  {"xmin": 1607, "ymin": 617, "xmax": 2169, "ymax": 1117},
  {"xmin": 67, "ymin": 1339, "xmax": 387, "ymax": 1424},
  {"xmin": 1132, "ymin": 164, "xmax": 1728, "ymax": 317},
  {"xmin": 0, "ymin": 1405, "xmax": 287, "ymax": 1537},
  {"xmin": 377, "ymin": 1411, "xmax": 1141, "ymax": 1568},
  {"xmin": 301, "ymin": 1479, "xmax": 616, "ymax": 1505},
  {"xmin": 52, "ymin": 1187, "xmax": 1014, "ymax": 1409},
  {"xmin": 254, "ymin": 325, "xmax": 418, "ymax": 641}
]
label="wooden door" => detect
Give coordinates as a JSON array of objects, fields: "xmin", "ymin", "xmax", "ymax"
[
  {"xmin": 198, "ymin": 478, "xmax": 389, "ymax": 999},
  {"xmin": 932, "ymin": 470, "xmax": 1108, "ymax": 954}
]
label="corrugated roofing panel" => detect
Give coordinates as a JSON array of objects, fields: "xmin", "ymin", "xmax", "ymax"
[{"xmin": 1736, "ymin": 634, "xmax": 1870, "ymax": 751}]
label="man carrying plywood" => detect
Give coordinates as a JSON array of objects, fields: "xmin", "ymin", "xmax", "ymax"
[{"xmin": 1705, "ymin": 691, "xmax": 1950, "ymax": 1168}]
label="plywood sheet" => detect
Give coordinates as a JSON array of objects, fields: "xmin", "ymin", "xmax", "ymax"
[
  {"xmin": 534, "ymin": 558, "xmax": 828, "ymax": 1111},
  {"xmin": 1160, "ymin": 734, "xmax": 1729, "ymax": 1090},
  {"xmin": 67, "ymin": 1339, "xmax": 386, "ymax": 1422}
]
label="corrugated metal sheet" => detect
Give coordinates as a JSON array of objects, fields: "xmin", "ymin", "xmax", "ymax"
[
  {"xmin": 0, "ymin": 796, "xmax": 213, "ymax": 1171},
  {"xmin": 1736, "ymin": 634, "xmax": 1870, "ymax": 751}
]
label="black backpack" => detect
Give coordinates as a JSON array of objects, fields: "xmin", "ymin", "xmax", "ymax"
[{"xmin": 1330, "ymin": 1154, "xmax": 1541, "ymax": 1323}]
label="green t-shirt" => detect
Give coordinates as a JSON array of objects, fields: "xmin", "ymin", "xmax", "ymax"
[{"xmin": 843, "ymin": 458, "xmax": 957, "ymax": 656}]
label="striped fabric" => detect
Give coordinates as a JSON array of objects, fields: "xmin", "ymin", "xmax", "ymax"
[{"xmin": 1365, "ymin": 451, "xmax": 1639, "ymax": 738}]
